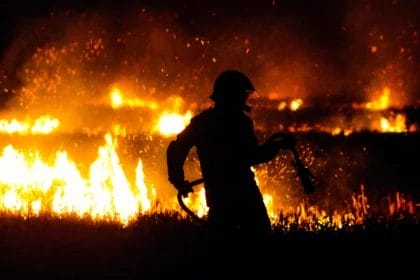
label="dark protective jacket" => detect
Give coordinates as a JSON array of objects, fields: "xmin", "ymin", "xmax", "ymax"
[{"xmin": 167, "ymin": 106, "xmax": 279, "ymax": 235}]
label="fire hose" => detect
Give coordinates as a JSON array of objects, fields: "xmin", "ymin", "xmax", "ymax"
[
  {"xmin": 177, "ymin": 178, "xmax": 204, "ymax": 222},
  {"xmin": 177, "ymin": 140, "xmax": 317, "ymax": 221}
]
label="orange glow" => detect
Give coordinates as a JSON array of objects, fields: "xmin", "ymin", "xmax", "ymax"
[{"xmin": 370, "ymin": 46, "xmax": 378, "ymax": 53}]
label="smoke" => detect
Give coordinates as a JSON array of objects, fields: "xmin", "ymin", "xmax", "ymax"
[
  {"xmin": 2, "ymin": 1, "xmax": 419, "ymax": 112},
  {"xmin": 343, "ymin": 0, "xmax": 420, "ymax": 105},
  {"xmin": 0, "ymin": 1, "xmax": 419, "ymax": 127},
  {"xmin": 0, "ymin": 2, "xmax": 338, "ymax": 112}
]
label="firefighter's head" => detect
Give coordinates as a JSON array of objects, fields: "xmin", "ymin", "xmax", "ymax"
[{"xmin": 210, "ymin": 70, "xmax": 255, "ymax": 111}]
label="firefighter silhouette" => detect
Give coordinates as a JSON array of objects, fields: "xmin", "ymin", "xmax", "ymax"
[{"xmin": 166, "ymin": 70, "xmax": 295, "ymax": 239}]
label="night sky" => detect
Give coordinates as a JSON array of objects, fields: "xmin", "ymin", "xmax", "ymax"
[{"xmin": 0, "ymin": 0, "xmax": 351, "ymax": 58}]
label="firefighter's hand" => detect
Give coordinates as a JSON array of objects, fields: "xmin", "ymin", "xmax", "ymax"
[
  {"xmin": 266, "ymin": 132, "xmax": 296, "ymax": 150},
  {"xmin": 174, "ymin": 180, "xmax": 193, "ymax": 198}
]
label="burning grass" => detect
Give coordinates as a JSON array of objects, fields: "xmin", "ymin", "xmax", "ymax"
[{"xmin": 0, "ymin": 131, "xmax": 418, "ymax": 228}]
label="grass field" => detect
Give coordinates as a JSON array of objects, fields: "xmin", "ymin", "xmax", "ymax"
[{"xmin": 0, "ymin": 212, "xmax": 418, "ymax": 279}]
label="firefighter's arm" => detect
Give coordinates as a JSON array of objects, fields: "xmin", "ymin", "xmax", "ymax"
[
  {"xmin": 166, "ymin": 123, "xmax": 196, "ymax": 195},
  {"xmin": 265, "ymin": 132, "xmax": 296, "ymax": 150},
  {"xmin": 251, "ymin": 131, "xmax": 296, "ymax": 164}
]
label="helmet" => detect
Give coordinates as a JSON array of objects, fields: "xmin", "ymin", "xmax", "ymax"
[{"xmin": 210, "ymin": 70, "xmax": 255, "ymax": 103}]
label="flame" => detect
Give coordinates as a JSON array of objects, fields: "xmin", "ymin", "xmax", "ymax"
[
  {"xmin": 0, "ymin": 115, "xmax": 59, "ymax": 135},
  {"xmin": 156, "ymin": 111, "xmax": 193, "ymax": 137},
  {"xmin": 263, "ymin": 193, "xmax": 278, "ymax": 221},
  {"xmin": 0, "ymin": 131, "xmax": 413, "ymax": 230},
  {"xmin": 110, "ymin": 88, "xmax": 124, "ymax": 109},
  {"xmin": 379, "ymin": 113, "xmax": 406, "ymax": 133},
  {"xmin": 286, "ymin": 112, "xmax": 411, "ymax": 135},
  {"xmin": 277, "ymin": 101, "xmax": 287, "ymax": 111},
  {"xmin": 283, "ymin": 87, "xmax": 412, "ymax": 134},
  {"xmin": 0, "ymin": 134, "xmax": 153, "ymax": 226},
  {"xmin": 290, "ymin": 98, "xmax": 303, "ymax": 111},
  {"xmin": 365, "ymin": 87, "xmax": 390, "ymax": 110},
  {"xmin": 135, "ymin": 160, "xmax": 152, "ymax": 214},
  {"xmin": 352, "ymin": 86, "xmax": 393, "ymax": 111},
  {"xmin": 388, "ymin": 192, "xmax": 415, "ymax": 216},
  {"xmin": 182, "ymin": 187, "xmax": 209, "ymax": 218},
  {"xmin": 110, "ymin": 87, "xmax": 158, "ymax": 110},
  {"xmin": 277, "ymin": 98, "xmax": 303, "ymax": 111}
]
